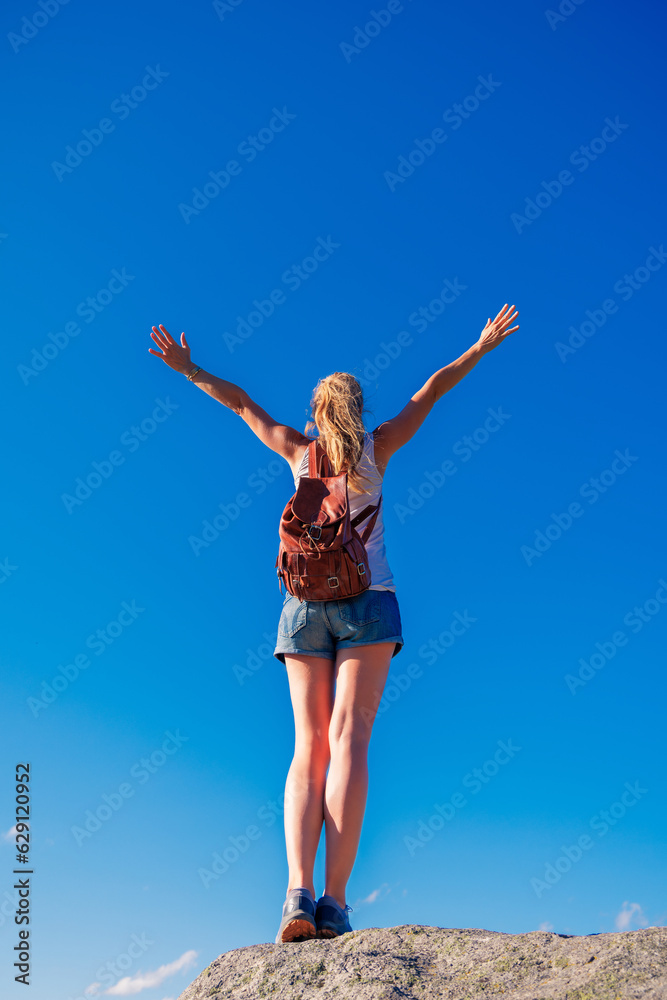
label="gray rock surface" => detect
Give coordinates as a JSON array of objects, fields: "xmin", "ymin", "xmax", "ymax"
[{"xmin": 176, "ymin": 923, "xmax": 667, "ymax": 999}]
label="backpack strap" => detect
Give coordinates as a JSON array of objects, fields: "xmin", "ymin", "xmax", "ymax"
[
  {"xmin": 309, "ymin": 438, "xmax": 381, "ymax": 541},
  {"xmin": 351, "ymin": 495, "xmax": 382, "ymax": 545},
  {"xmin": 308, "ymin": 439, "xmax": 332, "ymax": 479}
]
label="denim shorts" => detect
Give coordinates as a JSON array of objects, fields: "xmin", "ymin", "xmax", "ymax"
[{"xmin": 273, "ymin": 588, "xmax": 404, "ymax": 664}]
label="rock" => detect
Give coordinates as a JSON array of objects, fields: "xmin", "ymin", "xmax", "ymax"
[{"xmin": 176, "ymin": 923, "xmax": 667, "ymax": 999}]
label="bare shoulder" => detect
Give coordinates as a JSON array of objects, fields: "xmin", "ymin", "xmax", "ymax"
[{"xmin": 289, "ymin": 431, "xmax": 386, "ymax": 481}]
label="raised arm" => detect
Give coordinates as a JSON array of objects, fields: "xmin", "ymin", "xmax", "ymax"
[
  {"xmin": 148, "ymin": 324, "xmax": 309, "ymax": 465},
  {"xmin": 373, "ymin": 303, "xmax": 518, "ymax": 472}
]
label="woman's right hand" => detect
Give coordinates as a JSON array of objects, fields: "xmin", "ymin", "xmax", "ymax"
[{"xmin": 148, "ymin": 324, "xmax": 193, "ymax": 375}]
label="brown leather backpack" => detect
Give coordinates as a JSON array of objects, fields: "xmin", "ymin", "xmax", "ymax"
[{"xmin": 275, "ymin": 438, "xmax": 382, "ymax": 602}]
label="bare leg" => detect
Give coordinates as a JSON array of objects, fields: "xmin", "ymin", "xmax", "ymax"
[
  {"xmin": 323, "ymin": 643, "xmax": 394, "ymax": 908},
  {"xmin": 283, "ymin": 654, "xmax": 335, "ymax": 898}
]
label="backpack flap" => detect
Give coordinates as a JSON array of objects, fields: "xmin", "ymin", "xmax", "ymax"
[{"xmin": 291, "ymin": 475, "xmax": 347, "ymax": 528}]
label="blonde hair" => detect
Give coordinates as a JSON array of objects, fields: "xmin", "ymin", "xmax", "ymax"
[{"xmin": 304, "ymin": 372, "xmax": 375, "ymax": 496}]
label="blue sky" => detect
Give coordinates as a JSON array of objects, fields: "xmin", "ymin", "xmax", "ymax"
[{"xmin": 2, "ymin": 0, "xmax": 666, "ymax": 996}]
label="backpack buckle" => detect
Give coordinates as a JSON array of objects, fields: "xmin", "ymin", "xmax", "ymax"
[
  {"xmin": 308, "ymin": 523, "xmax": 322, "ymax": 540},
  {"xmin": 357, "ymin": 563, "xmax": 366, "ymax": 576},
  {"xmin": 327, "ymin": 576, "xmax": 339, "ymax": 588}
]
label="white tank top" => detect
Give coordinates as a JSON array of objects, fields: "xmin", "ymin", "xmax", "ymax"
[{"xmin": 293, "ymin": 431, "xmax": 396, "ymax": 591}]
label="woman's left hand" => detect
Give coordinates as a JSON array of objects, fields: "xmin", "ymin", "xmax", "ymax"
[
  {"xmin": 148, "ymin": 324, "xmax": 193, "ymax": 374},
  {"xmin": 476, "ymin": 304, "xmax": 519, "ymax": 354}
]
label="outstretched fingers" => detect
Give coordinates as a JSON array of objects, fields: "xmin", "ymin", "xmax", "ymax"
[
  {"xmin": 502, "ymin": 320, "xmax": 519, "ymax": 336},
  {"xmin": 150, "ymin": 332, "xmax": 167, "ymax": 355},
  {"xmin": 151, "ymin": 326, "xmax": 168, "ymax": 348},
  {"xmin": 158, "ymin": 324, "xmax": 176, "ymax": 345},
  {"xmin": 499, "ymin": 306, "xmax": 518, "ymax": 329}
]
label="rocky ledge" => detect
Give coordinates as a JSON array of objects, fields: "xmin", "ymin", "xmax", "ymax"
[{"xmin": 176, "ymin": 923, "xmax": 667, "ymax": 999}]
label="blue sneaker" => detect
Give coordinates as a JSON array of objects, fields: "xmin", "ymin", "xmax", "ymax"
[
  {"xmin": 315, "ymin": 894, "xmax": 354, "ymax": 938},
  {"xmin": 275, "ymin": 887, "xmax": 317, "ymax": 943}
]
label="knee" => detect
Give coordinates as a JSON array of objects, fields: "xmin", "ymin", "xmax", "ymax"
[
  {"xmin": 292, "ymin": 735, "xmax": 330, "ymax": 776},
  {"xmin": 329, "ymin": 723, "xmax": 371, "ymax": 759}
]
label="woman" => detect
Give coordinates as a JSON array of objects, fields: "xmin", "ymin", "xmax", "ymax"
[{"xmin": 148, "ymin": 302, "xmax": 519, "ymax": 943}]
